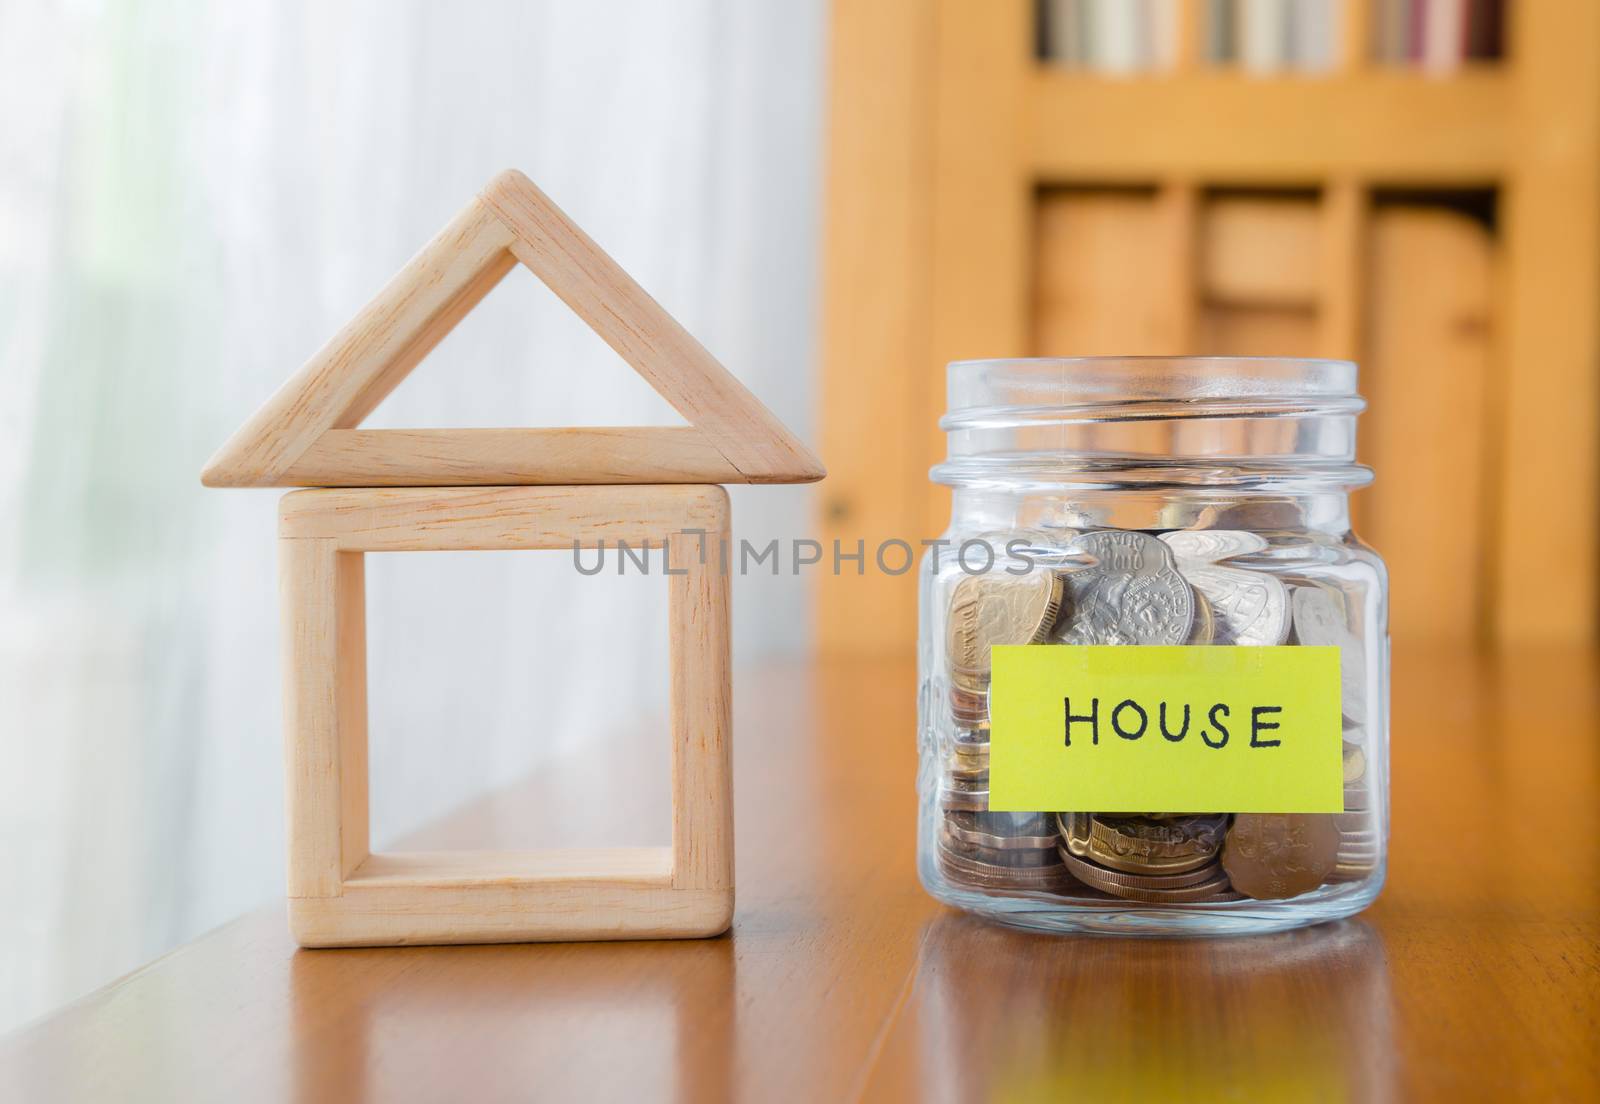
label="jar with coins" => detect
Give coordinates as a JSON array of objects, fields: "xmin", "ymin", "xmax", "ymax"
[{"xmin": 917, "ymin": 357, "xmax": 1388, "ymax": 934}]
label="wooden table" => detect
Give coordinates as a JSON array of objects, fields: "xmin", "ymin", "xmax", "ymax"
[{"xmin": 4, "ymin": 645, "xmax": 1597, "ymax": 1101}]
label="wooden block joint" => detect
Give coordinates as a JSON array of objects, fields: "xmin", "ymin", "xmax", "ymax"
[{"xmin": 277, "ymin": 486, "xmax": 734, "ymax": 947}]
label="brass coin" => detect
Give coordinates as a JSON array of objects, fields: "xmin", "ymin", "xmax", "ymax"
[
  {"xmin": 1057, "ymin": 847, "xmax": 1225, "ymax": 891},
  {"xmin": 1059, "ymin": 848, "xmax": 1236, "ymax": 903},
  {"xmin": 946, "ymin": 571, "xmax": 1066, "ymax": 692},
  {"xmin": 1100, "ymin": 875, "xmax": 1238, "ymax": 905},
  {"xmin": 943, "ymin": 810, "xmax": 1055, "ymax": 850},
  {"xmin": 1221, "ymin": 813, "xmax": 1340, "ymax": 900},
  {"xmin": 943, "ymin": 757, "xmax": 988, "ymax": 784},
  {"xmin": 1056, "ymin": 811, "xmax": 1094, "ymax": 858},
  {"xmin": 1085, "ymin": 815, "xmax": 1227, "ymax": 876},
  {"xmin": 1187, "ymin": 590, "xmax": 1216, "ymax": 645}
]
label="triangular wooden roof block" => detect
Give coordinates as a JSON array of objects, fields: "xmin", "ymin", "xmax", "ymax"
[{"xmin": 202, "ymin": 170, "xmax": 824, "ymax": 487}]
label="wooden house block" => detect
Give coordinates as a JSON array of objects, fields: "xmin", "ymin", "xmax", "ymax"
[
  {"xmin": 201, "ymin": 170, "xmax": 824, "ymax": 488},
  {"xmin": 277, "ymin": 485, "xmax": 733, "ymax": 947},
  {"xmin": 205, "ymin": 169, "xmax": 821, "ymax": 946}
]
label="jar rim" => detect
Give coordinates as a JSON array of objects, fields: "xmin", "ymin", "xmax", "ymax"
[
  {"xmin": 946, "ymin": 356, "xmax": 1359, "ymax": 406},
  {"xmin": 936, "ymin": 357, "xmax": 1369, "ymax": 490}
]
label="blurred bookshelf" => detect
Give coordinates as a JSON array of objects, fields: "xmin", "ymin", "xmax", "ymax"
[{"xmin": 819, "ymin": 0, "xmax": 1600, "ymax": 656}]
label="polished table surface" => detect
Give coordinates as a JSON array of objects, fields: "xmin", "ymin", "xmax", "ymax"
[{"xmin": 3, "ymin": 645, "xmax": 1598, "ymax": 1102}]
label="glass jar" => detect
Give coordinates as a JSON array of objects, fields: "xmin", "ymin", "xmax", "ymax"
[{"xmin": 916, "ymin": 357, "xmax": 1388, "ymax": 935}]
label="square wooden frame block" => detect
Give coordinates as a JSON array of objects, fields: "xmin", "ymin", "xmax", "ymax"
[{"xmin": 276, "ymin": 484, "xmax": 733, "ymax": 948}]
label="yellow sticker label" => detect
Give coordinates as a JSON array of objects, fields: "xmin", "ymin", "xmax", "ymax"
[{"xmin": 988, "ymin": 645, "xmax": 1344, "ymax": 813}]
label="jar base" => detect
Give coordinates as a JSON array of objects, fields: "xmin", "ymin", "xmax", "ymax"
[{"xmin": 919, "ymin": 856, "xmax": 1385, "ymax": 937}]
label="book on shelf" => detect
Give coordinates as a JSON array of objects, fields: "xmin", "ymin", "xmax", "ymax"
[
  {"xmin": 1372, "ymin": 0, "xmax": 1505, "ymax": 68},
  {"xmin": 1040, "ymin": 0, "xmax": 1505, "ymax": 71}
]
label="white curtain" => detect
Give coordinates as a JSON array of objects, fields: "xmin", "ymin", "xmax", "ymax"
[{"xmin": 0, "ymin": 0, "xmax": 825, "ymax": 1030}]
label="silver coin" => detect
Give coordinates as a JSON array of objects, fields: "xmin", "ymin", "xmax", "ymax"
[
  {"xmin": 1342, "ymin": 741, "xmax": 1366, "ymax": 783},
  {"xmin": 1173, "ymin": 563, "xmax": 1291, "ymax": 646},
  {"xmin": 1198, "ymin": 500, "xmax": 1307, "ymax": 531},
  {"xmin": 938, "ymin": 828, "xmax": 1063, "ymax": 867},
  {"xmin": 1334, "ymin": 811, "xmax": 1376, "ymax": 834},
  {"xmin": 1291, "ymin": 584, "xmax": 1368, "ymax": 717},
  {"xmin": 938, "ymin": 786, "xmax": 989, "ymax": 812},
  {"xmin": 1051, "ymin": 531, "xmax": 1195, "ymax": 646},
  {"xmin": 1160, "ymin": 529, "xmax": 1269, "ymax": 563}
]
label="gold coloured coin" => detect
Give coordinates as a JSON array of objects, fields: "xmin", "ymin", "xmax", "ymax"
[
  {"xmin": 943, "ymin": 810, "xmax": 1057, "ymax": 851},
  {"xmin": 1057, "ymin": 847, "xmax": 1225, "ymax": 892},
  {"xmin": 946, "ymin": 571, "xmax": 1066, "ymax": 693},
  {"xmin": 1056, "ymin": 811, "xmax": 1094, "ymax": 858},
  {"xmin": 1084, "ymin": 815, "xmax": 1227, "ymax": 875},
  {"xmin": 943, "ymin": 747, "xmax": 989, "ymax": 780},
  {"xmin": 1187, "ymin": 590, "xmax": 1216, "ymax": 645},
  {"xmin": 1058, "ymin": 848, "xmax": 1237, "ymax": 903}
]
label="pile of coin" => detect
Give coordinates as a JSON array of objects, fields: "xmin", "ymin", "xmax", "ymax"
[{"xmin": 934, "ymin": 524, "xmax": 1381, "ymax": 904}]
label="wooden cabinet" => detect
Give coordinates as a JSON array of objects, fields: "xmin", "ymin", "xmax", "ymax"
[{"xmin": 818, "ymin": 0, "xmax": 1600, "ymax": 653}]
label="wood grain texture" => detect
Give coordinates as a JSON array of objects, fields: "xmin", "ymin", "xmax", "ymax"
[
  {"xmin": 203, "ymin": 198, "xmax": 517, "ymax": 486},
  {"xmin": 282, "ymin": 427, "xmax": 741, "ymax": 486},
  {"xmin": 1029, "ymin": 70, "xmax": 1509, "ymax": 181},
  {"xmin": 278, "ymin": 484, "xmax": 729, "ymax": 550},
  {"xmin": 1363, "ymin": 205, "xmax": 1493, "ymax": 643},
  {"xmin": 666, "ymin": 524, "xmax": 734, "ymax": 894},
  {"xmin": 275, "ymin": 485, "xmax": 733, "ymax": 947},
  {"xmin": 815, "ymin": 0, "xmax": 936, "ymax": 659},
  {"xmin": 201, "ymin": 171, "xmax": 823, "ymax": 488},
  {"xmin": 480, "ymin": 171, "xmax": 823, "ymax": 484},
  {"xmin": 3, "ymin": 647, "xmax": 1596, "ymax": 1101},
  {"xmin": 924, "ymin": 0, "xmax": 1033, "ymax": 535},
  {"xmin": 277, "ymin": 537, "xmax": 345, "ymax": 898},
  {"xmin": 1318, "ymin": 180, "xmax": 1366, "ymax": 359},
  {"xmin": 1201, "ymin": 192, "xmax": 1321, "ymax": 307},
  {"xmin": 1495, "ymin": 0, "xmax": 1600, "ymax": 643}
]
